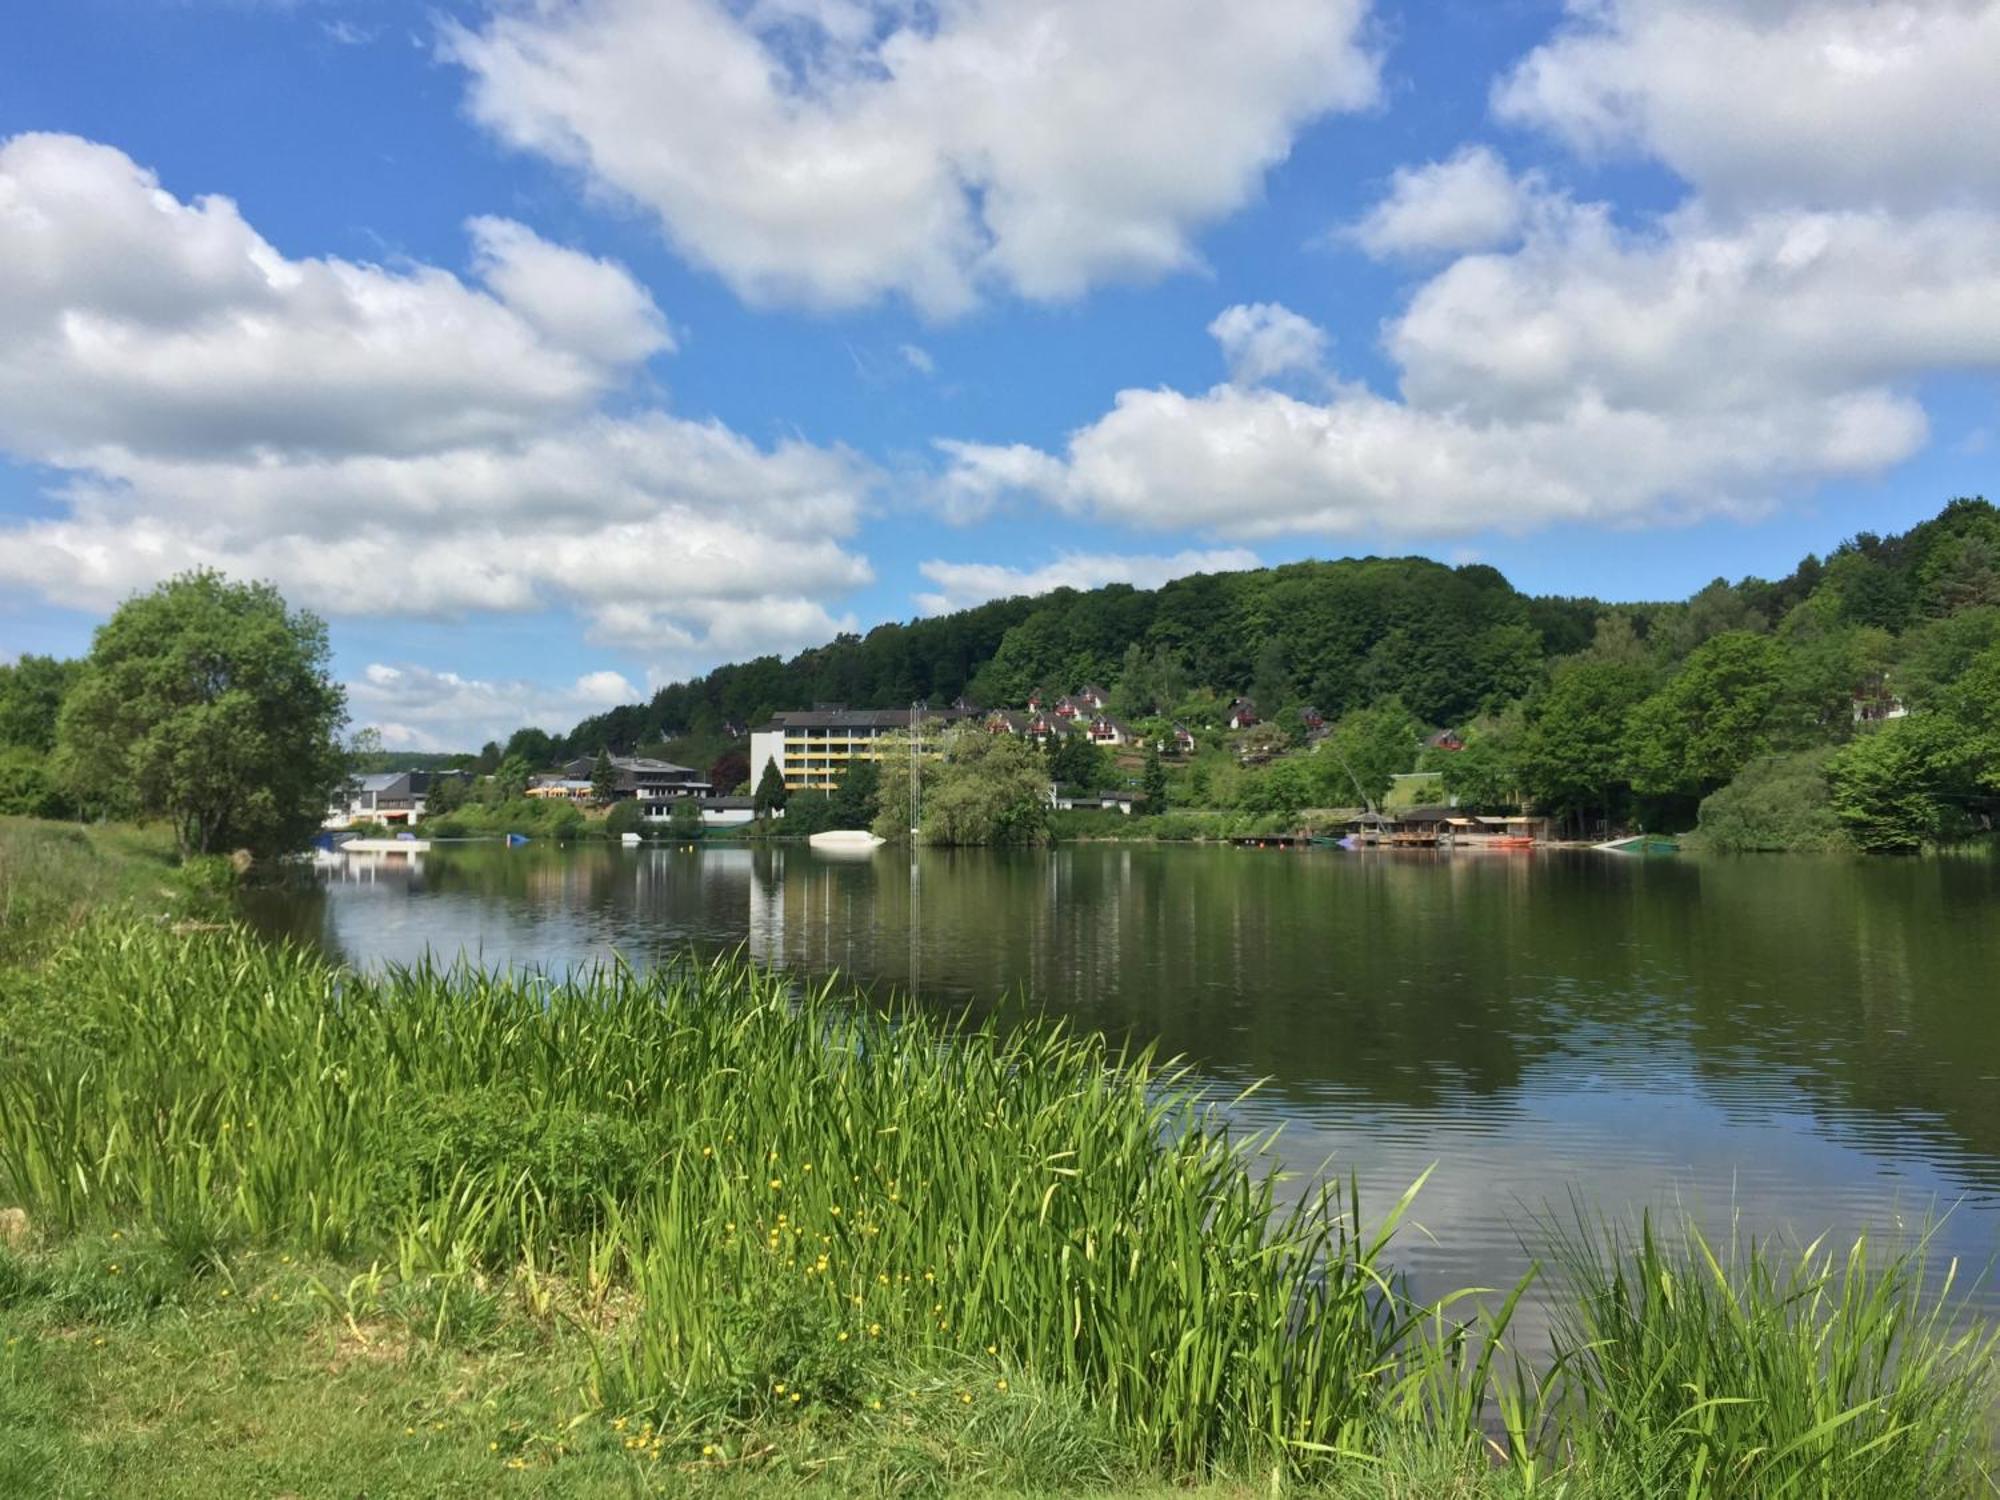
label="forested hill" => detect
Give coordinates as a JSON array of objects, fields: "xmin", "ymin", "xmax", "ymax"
[
  {"xmin": 567, "ymin": 555, "xmax": 1600, "ymax": 754},
  {"xmin": 548, "ymin": 497, "xmax": 1996, "ymax": 760}
]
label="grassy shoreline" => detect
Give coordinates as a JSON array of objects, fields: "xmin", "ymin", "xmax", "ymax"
[{"xmin": 0, "ymin": 905, "xmax": 1992, "ymax": 1495}]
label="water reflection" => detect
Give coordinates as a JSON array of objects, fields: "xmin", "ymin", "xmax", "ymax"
[{"xmin": 243, "ymin": 842, "xmax": 2000, "ymax": 1314}]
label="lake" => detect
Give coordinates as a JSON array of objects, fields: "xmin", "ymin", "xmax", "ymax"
[{"xmin": 247, "ymin": 840, "xmax": 2000, "ymax": 1318}]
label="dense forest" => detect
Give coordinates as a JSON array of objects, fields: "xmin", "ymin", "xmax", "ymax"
[{"xmin": 551, "ymin": 555, "xmax": 1599, "ymax": 754}]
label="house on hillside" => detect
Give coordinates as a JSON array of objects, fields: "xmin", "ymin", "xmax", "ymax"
[
  {"xmin": 1074, "ymin": 683, "xmax": 1111, "ymax": 711},
  {"xmin": 1027, "ymin": 712, "xmax": 1074, "ymax": 745},
  {"xmin": 721, "ymin": 720, "xmax": 747, "ymax": 739},
  {"xmin": 1300, "ymin": 706, "xmax": 1326, "ymax": 735},
  {"xmin": 1026, "ymin": 690, "xmax": 1045, "ymax": 712},
  {"xmin": 951, "ymin": 695, "xmax": 980, "ymax": 714},
  {"xmin": 1087, "ymin": 714, "xmax": 1134, "ymax": 746},
  {"xmin": 1052, "ymin": 695, "xmax": 1085, "ymax": 720},
  {"xmin": 1426, "ymin": 729, "xmax": 1466, "ymax": 753},
  {"xmin": 1226, "ymin": 697, "xmax": 1259, "ymax": 730},
  {"xmin": 1852, "ymin": 674, "xmax": 1909, "ymax": 725},
  {"xmin": 1165, "ymin": 723, "xmax": 1198, "ymax": 755},
  {"xmin": 985, "ymin": 709, "xmax": 1029, "ymax": 736}
]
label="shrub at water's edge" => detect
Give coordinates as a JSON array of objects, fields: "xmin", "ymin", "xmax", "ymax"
[
  {"xmin": 1693, "ymin": 747, "xmax": 1855, "ymax": 853},
  {"xmin": 0, "ymin": 921, "xmax": 1993, "ymax": 1494}
]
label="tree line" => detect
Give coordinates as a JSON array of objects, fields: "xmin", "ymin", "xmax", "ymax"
[{"xmin": 6, "ymin": 498, "xmax": 1996, "ymax": 856}]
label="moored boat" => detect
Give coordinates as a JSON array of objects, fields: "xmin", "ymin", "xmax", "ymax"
[{"xmin": 809, "ymin": 829, "xmax": 886, "ymax": 850}]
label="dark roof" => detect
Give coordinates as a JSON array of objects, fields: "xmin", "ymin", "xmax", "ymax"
[
  {"xmin": 619, "ymin": 755, "xmax": 698, "ymax": 774},
  {"xmin": 563, "ymin": 754, "xmax": 701, "ymax": 778},
  {"xmin": 1398, "ymin": 805, "xmax": 1457, "ymax": 824},
  {"xmin": 700, "ymin": 795, "xmax": 758, "ymax": 809}
]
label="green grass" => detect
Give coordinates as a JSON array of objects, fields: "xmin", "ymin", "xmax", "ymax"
[
  {"xmin": 0, "ymin": 921, "xmax": 1993, "ymax": 1496},
  {"xmin": 0, "ymin": 818, "xmax": 201, "ymax": 964}
]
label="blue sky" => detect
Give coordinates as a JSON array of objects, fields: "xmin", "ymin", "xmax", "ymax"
[{"xmin": 3, "ymin": 0, "xmax": 1996, "ymax": 748}]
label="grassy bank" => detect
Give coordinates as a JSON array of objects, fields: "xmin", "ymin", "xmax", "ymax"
[
  {"xmin": 0, "ymin": 923, "xmax": 1993, "ymax": 1496},
  {"xmin": 0, "ymin": 817, "xmax": 213, "ymax": 963}
]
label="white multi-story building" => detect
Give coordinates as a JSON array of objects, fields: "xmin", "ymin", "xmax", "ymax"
[{"xmin": 749, "ymin": 705, "xmax": 975, "ymax": 792}]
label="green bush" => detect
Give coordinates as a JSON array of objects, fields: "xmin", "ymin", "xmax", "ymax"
[
  {"xmin": 0, "ymin": 749, "xmax": 66, "ymax": 819},
  {"xmin": 179, "ymin": 853, "xmax": 242, "ymax": 898},
  {"xmin": 666, "ymin": 798, "xmax": 702, "ymax": 838},
  {"xmin": 422, "ymin": 798, "xmax": 586, "ymax": 840},
  {"xmin": 1694, "ymin": 747, "xmax": 1853, "ymax": 853},
  {"xmin": 604, "ymin": 799, "xmax": 647, "ymax": 838}
]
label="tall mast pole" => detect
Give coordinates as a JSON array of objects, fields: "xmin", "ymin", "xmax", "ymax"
[{"xmin": 909, "ymin": 700, "xmax": 923, "ymax": 836}]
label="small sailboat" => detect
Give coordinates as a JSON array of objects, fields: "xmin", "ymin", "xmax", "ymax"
[{"xmin": 505, "ymin": 832, "xmax": 531, "ymax": 847}]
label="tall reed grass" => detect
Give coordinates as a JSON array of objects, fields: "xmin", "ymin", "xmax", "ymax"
[{"xmin": 0, "ymin": 921, "xmax": 1992, "ymax": 1492}]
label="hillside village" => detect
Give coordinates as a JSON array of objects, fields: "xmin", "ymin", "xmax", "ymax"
[{"xmin": 296, "ymin": 498, "xmax": 2000, "ymax": 855}]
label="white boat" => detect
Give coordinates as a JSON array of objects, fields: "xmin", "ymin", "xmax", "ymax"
[
  {"xmin": 620, "ymin": 831, "xmax": 643, "ymax": 845},
  {"xmin": 340, "ymin": 837, "xmax": 430, "ymax": 853},
  {"xmin": 808, "ymin": 829, "xmax": 886, "ymax": 850}
]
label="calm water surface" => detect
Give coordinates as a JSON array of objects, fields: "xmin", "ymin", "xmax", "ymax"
[{"xmin": 247, "ymin": 842, "xmax": 2000, "ymax": 1315}]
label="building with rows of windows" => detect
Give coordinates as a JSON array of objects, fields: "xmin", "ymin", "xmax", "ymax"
[{"xmin": 748, "ymin": 704, "xmax": 979, "ymax": 792}]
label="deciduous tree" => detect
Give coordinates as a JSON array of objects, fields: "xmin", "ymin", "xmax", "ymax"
[{"xmin": 55, "ymin": 571, "xmax": 346, "ymax": 857}]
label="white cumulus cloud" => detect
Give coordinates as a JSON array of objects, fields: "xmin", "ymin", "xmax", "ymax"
[
  {"xmin": 1494, "ymin": 0, "xmax": 2000, "ymax": 212},
  {"xmin": 938, "ymin": 1, "xmax": 2000, "ymax": 543},
  {"xmin": 349, "ymin": 662, "xmax": 641, "ymax": 752},
  {"xmin": 445, "ymin": 0, "xmax": 1380, "ymax": 315},
  {"xmin": 1207, "ymin": 303, "xmax": 1329, "ymax": 387},
  {"xmin": 1349, "ymin": 144, "xmax": 1533, "ymax": 258},
  {"xmin": 0, "ymin": 133, "xmax": 877, "ymax": 691}
]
